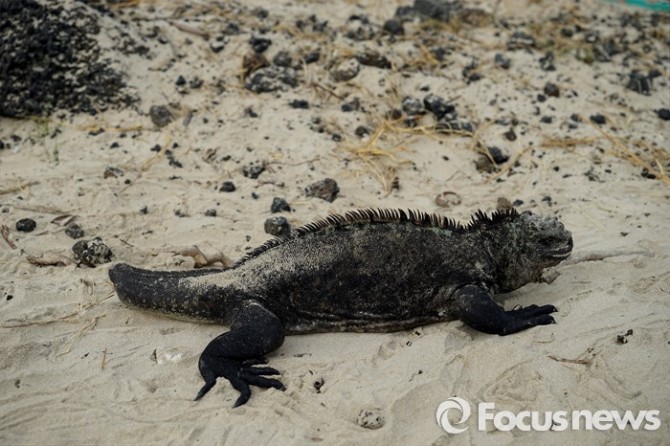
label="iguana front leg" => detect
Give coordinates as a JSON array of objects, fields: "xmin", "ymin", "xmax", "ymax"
[
  {"xmin": 195, "ymin": 300, "xmax": 286, "ymax": 407},
  {"xmin": 452, "ymin": 285, "xmax": 556, "ymax": 335}
]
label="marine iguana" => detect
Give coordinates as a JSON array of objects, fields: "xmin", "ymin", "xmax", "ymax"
[{"xmin": 108, "ymin": 208, "xmax": 572, "ymax": 407}]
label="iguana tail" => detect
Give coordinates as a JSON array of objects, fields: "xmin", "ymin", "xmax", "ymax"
[{"xmin": 108, "ymin": 263, "xmax": 226, "ymax": 322}]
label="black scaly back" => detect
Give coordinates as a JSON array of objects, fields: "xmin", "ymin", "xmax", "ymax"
[{"xmin": 234, "ymin": 208, "xmax": 520, "ymax": 267}]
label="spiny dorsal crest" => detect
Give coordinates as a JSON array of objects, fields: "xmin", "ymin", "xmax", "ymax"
[{"xmin": 235, "ymin": 208, "xmax": 520, "ymax": 266}]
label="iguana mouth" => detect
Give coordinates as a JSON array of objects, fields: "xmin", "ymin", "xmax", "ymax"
[{"xmin": 547, "ymin": 241, "xmax": 573, "ymax": 260}]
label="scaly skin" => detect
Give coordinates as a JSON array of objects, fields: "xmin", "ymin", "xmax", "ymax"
[{"xmin": 109, "ymin": 208, "xmax": 573, "ymax": 406}]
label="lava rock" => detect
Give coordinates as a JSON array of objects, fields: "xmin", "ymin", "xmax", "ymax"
[
  {"xmin": 243, "ymin": 162, "xmax": 266, "ymax": 179},
  {"xmin": 65, "ymin": 223, "xmax": 85, "ymax": 239},
  {"xmin": 626, "ymin": 71, "xmax": 651, "ymax": 95},
  {"xmin": 402, "ymin": 96, "xmax": 425, "ymax": 116},
  {"xmin": 72, "ymin": 237, "xmax": 112, "ymax": 267},
  {"xmin": 245, "ymin": 66, "xmax": 299, "ymax": 93},
  {"xmin": 149, "ymin": 105, "xmax": 173, "ymax": 127},
  {"xmin": 305, "ymin": 178, "xmax": 340, "ymax": 202},
  {"xmin": 382, "ymin": 18, "xmax": 404, "ymax": 35},
  {"xmin": 16, "ymin": 218, "xmax": 36, "ymax": 232},
  {"xmin": 341, "ymin": 98, "xmax": 361, "ymax": 112},
  {"xmin": 355, "ymin": 50, "xmax": 392, "ymax": 69},
  {"xmin": 219, "ymin": 181, "xmax": 236, "ymax": 192},
  {"xmin": 356, "ymin": 408, "xmax": 385, "ymax": 430},
  {"xmin": 331, "ymin": 58, "xmax": 360, "ymax": 82},
  {"xmin": 641, "ymin": 168, "xmax": 656, "ymax": 179},
  {"xmin": 0, "ymin": 0, "xmax": 136, "ymax": 117},
  {"xmin": 503, "ymin": 128, "xmax": 517, "ymax": 141},
  {"xmin": 539, "ymin": 52, "xmax": 556, "ymax": 71},
  {"xmin": 289, "ymin": 99, "xmax": 309, "ymax": 109},
  {"xmin": 209, "ymin": 38, "xmax": 226, "ymax": 53},
  {"xmin": 589, "ymin": 114, "xmax": 606, "ymax": 125},
  {"xmin": 413, "ymin": 0, "xmax": 461, "ymax": 22},
  {"xmin": 508, "ymin": 31, "xmax": 536, "ymax": 50},
  {"xmin": 273, "ymin": 50, "xmax": 293, "ymax": 67},
  {"xmin": 494, "ymin": 53, "xmax": 511, "ymax": 69},
  {"xmin": 264, "ymin": 216, "xmax": 291, "ymax": 237},
  {"xmin": 487, "ymin": 146, "xmax": 509, "ymax": 164},
  {"xmin": 271, "ymin": 197, "xmax": 291, "ymax": 213},
  {"xmin": 657, "ymin": 108, "xmax": 670, "ymax": 121},
  {"xmin": 250, "ymin": 36, "xmax": 272, "ymax": 53},
  {"xmin": 423, "ymin": 94, "xmax": 454, "ymax": 119},
  {"xmin": 354, "ymin": 125, "xmax": 370, "ymax": 137},
  {"xmin": 543, "ymin": 82, "xmax": 560, "ymax": 98}
]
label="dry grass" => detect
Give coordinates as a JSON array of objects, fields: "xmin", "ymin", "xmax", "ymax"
[
  {"xmin": 338, "ymin": 117, "xmax": 476, "ymax": 193},
  {"xmin": 541, "ymin": 120, "xmax": 670, "ymax": 185}
]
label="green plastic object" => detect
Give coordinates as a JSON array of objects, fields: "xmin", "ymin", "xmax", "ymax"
[{"xmin": 606, "ymin": 0, "xmax": 670, "ymax": 12}]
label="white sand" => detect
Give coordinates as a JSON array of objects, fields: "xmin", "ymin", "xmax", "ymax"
[{"xmin": 1, "ymin": 0, "xmax": 668, "ymax": 444}]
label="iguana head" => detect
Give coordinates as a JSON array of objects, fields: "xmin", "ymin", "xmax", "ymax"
[{"xmin": 495, "ymin": 211, "xmax": 572, "ymax": 292}]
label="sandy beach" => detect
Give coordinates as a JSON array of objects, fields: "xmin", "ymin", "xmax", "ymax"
[{"xmin": 1, "ymin": 0, "xmax": 669, "ymax": 444}]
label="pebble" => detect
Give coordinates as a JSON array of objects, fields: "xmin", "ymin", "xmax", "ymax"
[
  {"xmin": 243, "ymin": 162, "xmax": 265, "ymax": 179},
  {"xmin": 641, "ymin": 168, "xmax": 656, "ymax": 179},
  {"xmin": 494, "ymin": 53, "xmax": 511, "ymax": 69},
  {"xmin": 543, "ymin": 82, "xmax": 560, "ymax": 98},
  {"xmin": 273, "ymin": 50, "xmax": 293, "ymax": 67},
  {"xmin": 250, "ymin": 36, "xmax": 272, "ymax": 54},
  {"xmin": 65, "ymin": 223, "xmax": 85, "ymax": 239},
  {"xmin": 423, "ymin": 94, "xmax": 454, "ymax": 119},
  {"xmin": 627, "ymin": 71, "xmax": 651, "ymax": 95},
  {"xmin": 435, "ymin": 191, "xmax": 461, "ymax": 208},
  {"xmin": 331, "ymin": 58, "xmax": 360, "ymax": 82},
  {"xmin": 219, "ymin": 181, "xmax": 236, "ymax": 192},
  {"xmin": 487, "ymin": 146, "xmax": 509, "ymax": 164},
  {"xmin": 245, "ymin": 66, "xmax": 299, "ymax": 93},
  {"xmin": 503, "ymin": 128, "xmax": 517, "ymax": 141},
  {"xmin": 289, "ymin": 99, "xmax": 309, "ymax": 109},
  {"xmin": 305, "ymin": 178, "xmax": 339, "ymax": 202},
  {"xmin": 355, "ymin": 50, "xmax": 391, "ymax": 69},
  {"xmin": 72, "ymin": 237, "xmax": 112, "ymax": 267},
  {"xmin": 657, "ymin": 108, "xmax": 670, "ymax": 121},
  {"xmin": 149, "ymin": 105, "xmax": 173, "ymax": 127},
  {"xmin": 264, "ymin": 216, "xmax": 291, "ymax": 237},
  {"xmin": 356, "ymin": 408, "xmax": 385, "ymax": 430},
  {"xmin": 412, "ymin": 0, "xmax": 458, "ymax": 22},
  {"xmin": 16, "ymin": 218, "xmax": 36, "ymax": 232},
  {"xmin": 354, "ymin": 126, "xmax": 370, "ymax": 137},
  {"xmin": 103, "ymin": 166, "xmax": 124, "ymax": 179},
  {"xmin": 589, "ymin": 114, "xmax": 606, "ymax": 125},
  {"xmin": 508, "ymin": 31, "xmax": 536, "ymax": 50},
  {"xmin": 382, "ymin": 18, "xmax": 404, "ymax": 35},
  {"xmin": 401, "ymin": 96, "xmax": 425, "ymax": 116},
  {"xmin": 271, "ymin": 197, "xmax": 291, "ymax": 213},
  {"xmin": 538, "ymin": 52, "xmax": 556, "ymax": 71},
  {"xmin": 209, "ymin": 38, "xmax": 226, "ymax": 53},
  {"xmin": 341, "ymin": 98, "xmax": 360, "ymax": 112}
]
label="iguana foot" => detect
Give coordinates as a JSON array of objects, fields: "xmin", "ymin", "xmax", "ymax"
[
  {"xmin": 195, "ymin": 356, "xmax": 284, "ymax": 407},
  {"xmin": 453, "ymin": 285, "xmax": 558, "ymax": 336},
  {"xmin": 508, "ymin": 304, "xmax": 557, "ymax": 319},
  {"xmin": 193, "ymin": 300, "xmax": 286, "ymax": 407}
]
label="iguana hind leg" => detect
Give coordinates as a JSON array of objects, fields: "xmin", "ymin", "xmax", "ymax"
[
  {"xmin": 452, "ymin": 285, "xmax": 556, "ymax": 336},
  {"xmin": 195, "ymin": 300, "xmax": 285, "ymax": 407}
]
